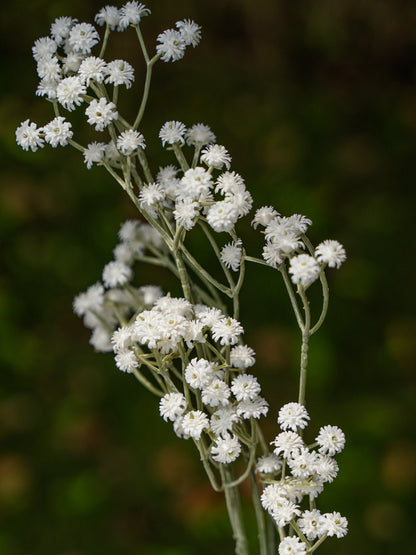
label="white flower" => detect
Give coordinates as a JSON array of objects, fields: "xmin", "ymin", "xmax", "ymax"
[
  {"xmin": 68, "ymin": 22, "xmax": 100, "ymax": 54},
  {"xmin": 289, "ymin": 254, "xmax": 320, "ymax": 287},
  {"xmin": 159, "ymin": 392, "xmax": 187, "ymax": 422},
  {"xmin": 226, "ymin": 189, "xmax": 253, "ymax": 218},
  {"xmin": 278, "ymin": 536, "xmax": 306, "ymax": 555},
  {"xmin": 284, "ymin": 214, "xmax": 312, "ymax": 234},
  {"xmin": 297, "ymin": 509, "xmax": 325, "ymax": 541},
  {"xmin": 85, "ymin": 98, "xmax": 118, "ymax": 131},
  {"xmin": 159, "ymin": 120, "xmax": 187, "ymax": 146},
  {"xmin": 157, "ymin": 29, "xmax": 186, "ymax": 62},
  {"xmin": 201, "ymin": 379, "xmax": 230, "ymax": 407},
  {"xmin": 139, "ymin": 285, "xmax": 164, "ymax": 306},
  {"xmin": 115, "ymin": 349, "xmax": 138, "ymax": 373},
  {"xmin": 271, "ymin": 498, "xmax": 301, "ymax": 527},
  {"xmin": 111, "ymin": 326, "xmax": 135, "ymax": 352},
  {"xmin": 95, "ymin": 6, "xmax": 122, "ymax": 31},
  {"xmin": 316, "ymin": 425, "xmax": 346, "ymax": 455},
  {"xmin": 183, "ymin": 320, "xmax": 206, "ymax": 349},
  {"xmin": 50, "ymin": 16, "xmax": 77, "ymax": 46},
  {"xmin": 260, "ymin": 483, "xmax": 286, "ymax": 513},
  {"xmin": 195, "ymin": 306, "xmax": 224, "ymax": 327},
  {"xmin": 320, "ymin": 511, "xmax": 348, "ymax": 538},
  {"xmin": 62, "ymin": 52, "xmax": 84, "ymax": 74},
  {"xmin": 105, "ymin": 59, "xmax": 135, "ymax": 88},
  {"xmin": 256, "ymin": 453, "xmax": 282, "ymax": 474},
  {"xmin": 181, "ymin": 410, "xmax": 209, "ymax": 440},
  {"xmin": 231, "ymin": 374, "xmax": 261, "ymax": 402},
  {"xmin": 173, "ymin": 198, "xmax": 200, "ymax": 230},
  {"xmin": 117, "ymin": 129, "xmax": 146, "ymax": 155},
  {"xmin": 251, "ymin": 206, "xmax": 280, "ymax": 229},
  {"xmin": 272, "ymin": 431, "xmax": 304, "ymax": 458},
  {"xmin": 210, "ymin": 407, "xmax": 240, "ymax": 436},
  {"xmin": 43, "ymin": 116, "xmax": 73, "ymax": 147},
  {"xmin": 32, "ymin": 37, "xmax": 57, "ymax": 62},
  {"xmin": 236, "ymin": 396, "xmax": 269, "ymax": 419},
  {"xmin": 37, "ymin": 55, "xmax": 61, "ymax": 81},
  {"xmin": 176, "ymin": 19, "xmax": 201, "ymax": 47},
  {"xmin": 73, "ymin": 283, "xmax": 105, "ymax": 317},
  {"xmin": 206, "ymin": 200, "xmax": 239, "ymax": 233},
  {"xmin": 216, "ymin": 171, "xmax": 245, "ymax": 195},
  {"xmin": 56, "ymin": 76, "xmax": 86, "ymax": 111},
  {"xmin": 83, "ymin": 141, "xmax": 106, "ymax": 169},
  {"xmin": 211, "ymin": 433, "xmax": 241, "ymax": 464},
  {"xmin": 264, "ymin": 219, "xmax": 304, "ymax": 254},
  {"xmin": 200, "ymin": 144, "xmax": 231, "ymax": 170},
  {"xmin": 78, "ymin": 56, "xmax": 107, "ymax": 85},
  {"xmin": 278, "ymin": 402, "xmax": 310, "ymax": 432},
  {"xmin": 185, "ymin": 358, "xmax": 216, "ymax": 389},
  {"xmin": 102, "ymin": 260, "xmax": 133, "ymax": 287},
  {"xmin": 15, "ymin": 120, "xmax": 44, "ymax": 152},
  {"xmin": 287, "ymin": 447, "xmax": 317, "ymax": 479},
  {"xmin": 36, "ymin": 78, "xmax": 59, "ymax": 100},
  {"xmin": 230, "ymin": 345, "xmax": 256, "ymax": 369},
  {"xmin": 186, "ymin": 123, "xmax": 216, "ymax": 146},
  {"xmin": 262, "ymin": 241, "xmax": 283, "ymax": 268},
  {"xmin": 211, "ymin": 317, "xmax": 243, "ymax": 346},
  {"xmin": 315, "ymin": 240, "xmax": 347, "ymax": 269},
  {"xmin": 139, "ymin": 183, "xmax": 165, "ymax": 212},
  {"xmin": 314, "ymin": 453, "xmax": 339, "ymax": 483},
  {"xmin": 90, "ymin": 326, "xmax": 113, "ymax": 352},
  {"xmin": 220, "ymin": 240, "xmax": 242, "ymax": 271},
  {"xmin": 179, "ymin": 167, "xmax": 213, "ymax": 201},
  {"xmin": 154, "ymin": 296, "xmax": 193, "ymax": 318},
  {"xmin": 119, "ymin": 1, "xmax": 150, "ymax": 30}
]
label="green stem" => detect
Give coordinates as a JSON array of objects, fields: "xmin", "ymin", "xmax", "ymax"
[
  {"xmin": 99, "ymin": 24, "xmax": 111, "ymax": 58},
  {"xmin": 298, "ymin": 285, "xmax": 311, "ymax": 406},
  {"xmin": 249, "ymin": 469, "xmax": 269, "ymax": 555},
  {"xmin": 172, "ymin": 143, "xmax": 190, "ymax": 172},
  {"xmin": 220, "ymin": 465, "xmax": 250, "ymax": 555},
  {"xmin": 279, "ymin": 263, "xmax": 305, "ymax": 331}
]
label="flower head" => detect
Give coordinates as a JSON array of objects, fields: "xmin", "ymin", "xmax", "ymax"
[
  {"xmin": 289, "ymin": 254, "xmax": 320, "ymax": 287},
  {"xmin": 85, "ymin": 98, "xmax": 118, "ymax": 131},
  {"xmin": 201, "ymin": 144, "xmax": 231, "ymax": 170},
  {"xmin": 117, "ymin": 129, "xmax": 146, "ymax": 155},
  {"xmin": 157, "ymin": 29, "xmax": 186, "ymax": 62},
  {"xmin": 119, "ymin": 1, "xmax": 150, "ymax": 29},
  {"xmin": 176, "ymin": 19, "xmax": 201, "ymax": 47},
  {"xmin": 278, "ymin": 402, "xmax": 310, "ymax": 431},
  {"xmin": 15, "ymin": 120, "xmax": 44, "ymax": 152},
  {"xmin": 159, "ymin": 120, "xmax": 187, "ymax": 146},
  {"xmin": 315, "ymin": 240, "xmax": 347, "ymax": 269},
  {"xmin": 105, "ymin": 59, "xmax": 135, "ymax": 88},
  {"xmin": 211, "ymin": 433, "xmax": 241, "ymax": 464},
  {"xmin": 68, "ymin": 22, "xmax": 100, "ymax": 54},
  {"xmin": 316, "ymin": 425, "xmax": 346, "ymax": 455},
  {"xmin": 186, "ymin": 123, "xmax": 216, "ymax": 146},
  {"xmin": 220, "ymin": 240, "xmax": 243, "ymax": 271}
]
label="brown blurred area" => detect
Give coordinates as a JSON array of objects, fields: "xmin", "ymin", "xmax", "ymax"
[{"xmin": 1, "ymin": 0, "xmax": 415, "ymax": 553}]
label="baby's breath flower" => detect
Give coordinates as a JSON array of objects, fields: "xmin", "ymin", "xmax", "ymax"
[
  {"xmin": 320, "ymin": 511, "xmax": 348, "ymax": 538},
  {"xmin": 15, "ymin": 120, "xmax": 44, "ymax": 152},
  {"xmin": 73, "ymin": 283, "xmax": 104, "ymax": 317},
  {"xmin": 206, "ymin": 200, "xmax": 239, "ymax": 233},
  {"xmin": 200, "ymin": 144, "xmax": 231, "ymax": 170},
  {"xmin": 220, "ymin": 240, "xmax": 243, "ymax": 271},
  {"xmin": 216, "ymin": 171, "xmax": 245, "ymax": 195},
  {"xmin": 262, "ymin": 241, "xmax": 283, "ymax": 268},
  {"xmin": 173, "ymin": 198, "xmax": 200, "ymax": 230},
  {"xmin": 139, "ymin": 183, "xmax": 165, "ymax": 213},
  {"xmin": 159, "ymin": 120, "xmax": 187, "ymax": 146},
  {"xmin": 278, "ymin": 402, "xmax": 310, "ymax": 431},
  {"xmin": 43, "ymin": 116, "xmax": 73, "ymax": 147},
  {"xmin": 105, "ymin": 59, "xmax": 135, "ymax": 88},
  {"xmin": 185, "ymin": 358, "xmax": 216, "ymax": 389},
  {"xmin": 176, "ymin": 19, "xmax": 201, "ymax": 47},
  {"xmin": 181, "ymin": 410, "xmax": 209, "ymax": 440},
  {"xmin": 50, "ymin": 16, "xmax": 77, "ymax": 45},
  {"xmin": 289, "ymin": 254, "xmax": 320, "ymax": 287},
  {"xmin": 256, "ymin": 453, "xmax": 282, "ymax": 474},
  {"xmin": 78, "ymin": 56, "xmax": 107, "ymax": 85},
  {"xmin": 210, "ymin": 407, "xmax": 240, "ymax": 435},
  {"xmin": 85, "ymin": 98, "xmax": 118, "ymax": 131},
  {"xmin": 68, "ymin": 22, "xmax": 100, "ymax": 54},
  {"xmin": 236, "ymin": 396, "xmax": 269, "ymax": 419},
  {"xmin": 278, "ymin": 536, "xmax": 306, "ymax": 555},
  {"xmin": 211, "ymin": 433, "xmax": 241, "ymax": 464},
  {"xmin": 230, "ymin": 344, "xmax": 256, "ymax": 369},
  {"xmin": 297, "ymin": 509, "xmax": 325, "ymax": 541},
  {"xmin": 56, "ymin": 76, "xmax": 86, "ymax": 111},
  {"xmin": 117, "ymin": 129, "xmax": 146, "ymax": 155},
  {"xmin": 315, "ymin": 240, "xmax": 347, "ymax": 269},
  {"xmin": 211, "ymin": 317, "xmax": 243, "ymax": 346},
  {"xmin": 32, "ymin": 37, "xmax": 57, "ymax": 62},
  {"xmin": 83, "ymin": 141, "xmax": 106, "ymax": 169},
  {"xmin": 37, "ymin": 55, "xmax": 61, "ymax": 81},
  {"xmin": 102, "ymin": 260, "xmax": 133, "ymax": 288},
  {"xmin": 159, "ymin": 392, "xmax": 186, "ymax": 422},
  {"xmin": 272, "ymin": 431, "xmax": 304, "ymax": 458},
  {"xmin": 95, "ymin": 6, "xmax": 122, "ymax": 31},
  {"xmin": 186, "ymin": 123, "xmax": 216, "ymax": 146},
  {"xmin": 316, "ymin": 425, "xmax": 346, "ymax": 455},
  {"xmin": 231, "ymin": 374, "xmax": 261, "ymax": 402},
  {"xmin": 156, "ymin": 29, "xmax": 186, "ymax": 62},
  {"xmin": 201, "ymin": 378, "xmax": 231, "ymax": 407},
  {"xmin": 119, "ymin": 1, "xmax": 150, "ymax": 30},
  {"xmin": 115, "ymin": 349, "xmax": 139, "ymax": 373},
  {"xmin": 251, "ymin": 206, "xmax": 280, "ymax": 229}
]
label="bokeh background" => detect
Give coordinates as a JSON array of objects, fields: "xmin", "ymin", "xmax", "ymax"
[{"xmin": 1, "ymin": 0, "xmax": 415, "ymax": 553}]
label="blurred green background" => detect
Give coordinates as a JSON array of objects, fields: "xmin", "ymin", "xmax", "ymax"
[{"xmin": 1, "ymin": 0, "xmax": 415, "ymax": 553}]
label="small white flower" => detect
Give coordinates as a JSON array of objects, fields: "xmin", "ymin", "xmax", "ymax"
[
  {"xmin": 216, "ymin": 171, "xmax": 245, "ymax": 195},
  {"xmin": 230, "ymin": 345, "xmax": 256, "ymax": 369},
  {"xmin": 157, "ymin": 29, "xmax": 186, "ymax": 62},
  {"xmin": 57, "ymin": 76, "xmax": 86, "ymax": 111},
  {"xmin": 32, "ymin": 37, "xmax": 57, "ymax": 62},
  {"xmin": 251, "ymin": 206, "xmax": 280, "ymax": 229},
  {"xmin": 176, "ymin": 19, "xmax": 201, "ymax": 47},
  {"xmin": 78, "ymin": 56, "xmax": 107, "ymax": 85},
  {"xmin": 201, "ymin": 379, "xmax": 231, "ymax": 407},
  {"xmin": 105, "ymin": 59, "xmax": 135, "ymax": 88},
  {"xmin": 68, "ymin": 22, "xmax": 100, "ymax": 54},
  {"xmin": 62, "ymin": 52, "xmax": 84, "ymax": 74},
  {"xmin": 211, "ymin": 433, "xmax": 241, "ymax": 464},
  {"xmin": 231, "ymin": 374, "xmax": 261, "ymax": 402},
  {"xmin": 179, "ymin": 167, "xmax": 213, "ymax": 201},
  {"xmin": 85, "ymin": 98, "xmax": 118, "ymax": 131},
  {"xmin": 262, "ymin": 241, "xmax": 283, "ymax": 268},
  {"xmin": 73, "ymin": 283, "xmax": 105, "ymax": 317},
  {"xmin": 261, "ymin": 483, "xmax": 286, "ymax": 513},
  {"xmin": 159, "ymin": 392, "xmax": 187, "ymax": 422},
  {"xmin": 95, "ymin": 6, "xmax": 122, "ymax": 31},
  {"xmin": 115, "ymin": 349, "xmax": 138, "ymax": 373},
  {"xmin": 278, "ymin": 536, "xmax": 306, "ymax": 555},
  {"xmin": 315, "ymin": 239, "xmax": 347, "ymax": 269},
  {"xmin": 116, "ymin": 129, "xmax": 146, "ymax": 155},
  {"xmin": 186, "ymin": 123, "xmax": 216, "ymax": 146},
  {"xmin": 278, "ymin": 402, "xmax": 310, "ymax": 432},
  {"xmin": 195, "ymin": 306, "xmax": 224, "ymax": 327},
  {"xmin": 185, "ymin": 358, "xmax": 216, "ymax": 389},
  {"xmin": 210, "ymin": 407, "xmax": 240, "ymax": 436},
  {"xmin": 173, "ymin": 198, "xmax": 200, "ymax": 230},
  {"xmin": 89, "ymin": 326, "xmax": 113, "ymax": 352},
  {"xmin": 289, "ymin": 254, "xmax": 320, "ymax": 287},
  {"xmin": 36, "ymin": 78, "xmax": 59, "ymax": 100},
  {"xmin": 297, "ymin": 509, "xmax": 325, "ymax": 541},
  {"xmin": 271, "ymin": 498, "xmax": 301, "ymax": 527},
  {"xmin": 43, "ymin": 116, "xmax": 73, "ymax": 147},
  {"xmin": 211, "ymin": 317, "xmax": 243, "ymax": 346},
  {"xmin": 206, "ymin": 200, "xmax": 239, "ymax": 233},
  {"xmin": 37, "ymin": 55, "xmax": 61, "ymax": 81},
  {"xmin": 111, "ymin": 326, "xmax": 135, "ymax": 352},
  {"xmin": 314, "ymin": 453, "xmax": 339, "ymax": 483},
  {"xmin": 287, "ymin": 447, "xmax": 317, "ymax": 479},
  {"xmin": 102, "ymin": 260, "xmax": 133, "ymax": 287},
  {"xmin": 236, "ymin": 396, "xmax": 269, "ymax": 419},
  {"xmin": 181, "ymin": 410, "xmax": 209, "ymax": 440},
  {"xmin": 139, "ymin": 285, "xmax": 164, "ymax": 306},
  {"xmin": 271, "ymin": 431, "xmax": 304, "ymax": 458},
  {"xmin": 15, "ymin": 120, "xmax": 44, "ymax": 152},
  {"xmin": 256, "ymin": 453, "xmax": 282, "ymax": 474},
  {"xmin": 83, "ymin": 141, "xmax": 106, "ymax": 169},
  {"xmin": 320, "ymin": 511, "xmax": 348, "ymax": 538},
  {"xmin": 200, "ymin": 144, "xmax": 231, "ymax": 170},
  {"xmin": 220, "ymin": 240, "xmax": 242, "ymax": 271},
  {"xmin": 159, "ymin": 120, "xmax": 187, "ymax": 146},
  {"xmin": 119, "ymin": 1, "xmax": 151, "ymax": 30},
  {"xmin": 316, "ymin": 425, "xmax": 346, "ymax": 455},
  {"xmin": 50, "ymin": 16, "xmax": 77, "ymax": 46}
]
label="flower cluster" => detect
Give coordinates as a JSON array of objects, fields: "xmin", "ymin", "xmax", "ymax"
[{"xmin": 258, "ymin": 402, "xmax": 348, "ymax": 552}]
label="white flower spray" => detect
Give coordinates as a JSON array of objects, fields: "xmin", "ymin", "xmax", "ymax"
[{"xmin": 16, "ymin": 4, "xmax": 348, "ymax": 554}]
